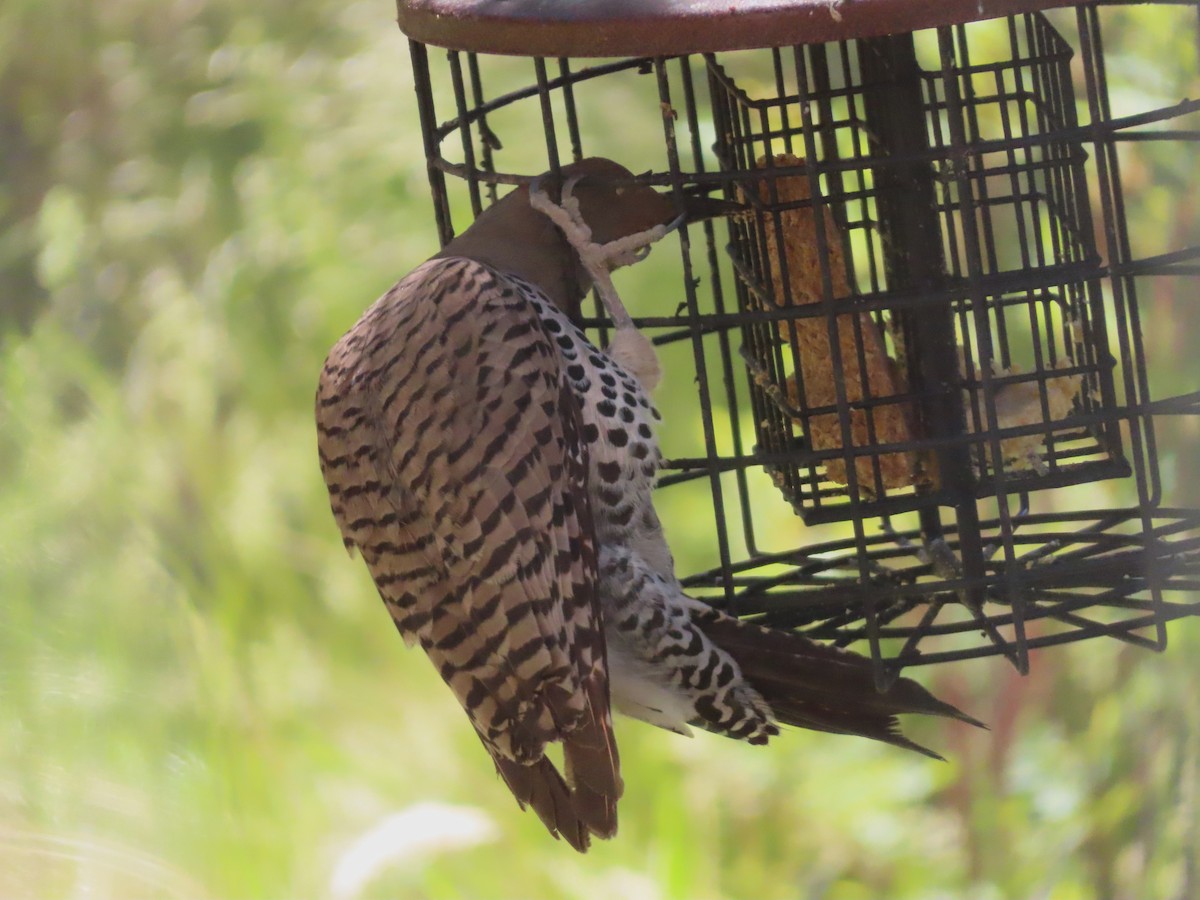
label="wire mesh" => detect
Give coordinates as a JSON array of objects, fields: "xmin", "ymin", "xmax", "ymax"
[
  {"xmin": 406, "ymin": 2, "xmax": 1200, "ymax": 675},
  {"xmin": 712, "ymin": 18, "xmax": 1128, "ymax": 527}
]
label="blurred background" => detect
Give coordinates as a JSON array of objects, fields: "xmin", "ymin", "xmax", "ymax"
[{"xmin": 1, "ymin": 1, "xmax": 1197, "ymax": 897}]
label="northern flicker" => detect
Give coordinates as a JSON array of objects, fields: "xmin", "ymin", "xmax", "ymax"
[{"xmin": 316, "ymin": 158, "xmax": 980, "ymax": 852}]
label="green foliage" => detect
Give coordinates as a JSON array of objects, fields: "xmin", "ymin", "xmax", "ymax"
[{"xmin": 1, "ymin": 1, "xmax": 1196, "ymax": 898}]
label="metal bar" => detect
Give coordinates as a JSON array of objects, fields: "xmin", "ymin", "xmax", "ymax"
[
  {"xmin": 433, "ymin": 57, "xmax": 651, "ymax": 140},
  {"xmin": 656, "ymin": 56, "xmax": 738, "ymax": 607},
  {"xmin": 465, "ymin": 53, "xmax": 499, "ymax": 205},
  {"xmin": 940, "ymin": 24, "xmax": 1034, "ymax": 670},
  {"xmin": 793, "ymin": 39, "xmax": 890, "ymax": 683},
  {"xmin": 557, "ymin": 58, "xmax": 585, "ymax": 162},
  {"xmin": 1076, "ymin": 3, "xmax": 1168, "ymax": 651},
  {"xmin": 408, "ymin": 39, "xmax": 455, "ymax": 246},
  {"xmin": 678, "ymin": 55, "xmax": 759, "ymax": 562},
  {"xmin": 532, "ymin": 57, "xmax": 562, "ymax": 179},
  {"xmin": 447, "ymin": 50, "xmax": 484, "ymax": 217},
  {"xmin": 859, "ymin": 34, "xmax": 992, "ymax": 612}
]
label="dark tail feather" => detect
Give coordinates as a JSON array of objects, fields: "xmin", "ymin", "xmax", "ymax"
[
  {"xmin": 479, "ymin": 675, "xmax": 622, "ymax": 853},
  {"xmin": 561, "ymin": 674, "xmax": 623, "ymax": 839},
  {"xmin": 694, "ymin": 610, "xmax": 985, "ymax": 758},
  {"xmin": 486, "ymin": 744, "xmax": 591, "ymax": 852}
]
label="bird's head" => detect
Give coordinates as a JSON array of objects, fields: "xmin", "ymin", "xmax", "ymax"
[
  {"xmin": 538, "ymin": 157, "xmax": 738, "ymax": 257},
  {"xmin": 545, "ymin": 158, "xmax": 678, "ymax": 249},
  {"xmin": 437, "ymin": 157, "xmax": 737, "ymax": 321}
]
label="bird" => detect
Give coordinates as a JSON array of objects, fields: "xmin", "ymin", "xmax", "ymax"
[{"xmin": 315, "ymin": 157, "xmax": 981, "ymax": 852}]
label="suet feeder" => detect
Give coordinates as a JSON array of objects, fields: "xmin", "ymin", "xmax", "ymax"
[{"xmin": 395, "ymin": 0, "xmax": 1200, "ymax": 684}]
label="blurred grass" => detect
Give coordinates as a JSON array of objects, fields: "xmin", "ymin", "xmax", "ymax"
[{"xmin": 1, "ymin": 1, "xmax": 1198, "ymax": 898}]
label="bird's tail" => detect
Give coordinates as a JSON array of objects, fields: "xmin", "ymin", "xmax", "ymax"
[
  {"xmin": 481, "ymin": 674, "xmax": 622, "ymax": 853},
  {"xmin": 693, "ymin": 607, "xmax": 984, "ymax": 759}
]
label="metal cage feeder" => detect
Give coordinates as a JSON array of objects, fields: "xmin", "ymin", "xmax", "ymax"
[{"xmin": 395, "ymin": 0, "xmax": 1200, "ymax": 684}]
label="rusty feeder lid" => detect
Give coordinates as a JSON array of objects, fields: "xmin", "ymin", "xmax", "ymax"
[{"xmin": 396, "ymin": 0, "xmax": 1091, "ymax": 55}]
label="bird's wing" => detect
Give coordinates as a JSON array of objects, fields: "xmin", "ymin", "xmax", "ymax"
[{"xmin": 316, "ymin": 257, "xmax": 619, "ymax": 850}]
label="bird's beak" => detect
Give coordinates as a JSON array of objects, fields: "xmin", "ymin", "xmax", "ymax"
[{"xmin": 667, "ymin": 191, "xmax": 745, "ymax": 230}]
